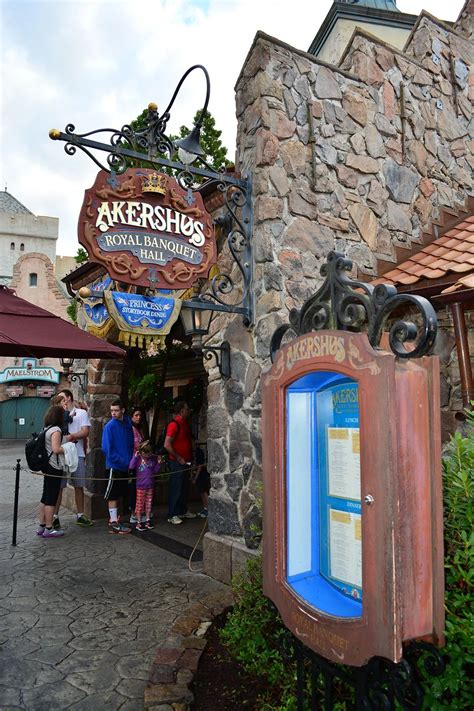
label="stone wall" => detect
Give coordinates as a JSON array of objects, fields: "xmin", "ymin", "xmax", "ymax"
[
  {"xmin": 84, "ymin": 358, "xmax": 125, "ymax": 498},
  {"xmin": 201, "ymin": 7, "xmax": 473, "ymax": 578}
]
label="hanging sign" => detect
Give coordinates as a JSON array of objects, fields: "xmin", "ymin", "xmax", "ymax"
[
  {"xmin": 0, "ymin": 358, "xmax": 60, "ymax": 384},
  {"xmin": 104, "ymin": 291, "xmax": 181, "ymax": 336},
  {"xmin": 82, "ymin": 274, "xmax": 114, "ymax": 338},
  {"xmin": 78, "ymin": 168, "xmax": 216, "ymax": 290}
]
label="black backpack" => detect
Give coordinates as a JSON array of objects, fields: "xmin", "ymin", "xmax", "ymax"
[
  {"xmin": 25, "ymin": 426, "xmax": 54, "ymax": 473},
  {"xmin": 156, "ymin": 419, "xmax": 180, "ymax": 456}
]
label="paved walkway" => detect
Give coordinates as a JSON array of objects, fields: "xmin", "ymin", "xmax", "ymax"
[{"xmin": 0, "ymin": 440, "xmax": 229, "ymax": 711}]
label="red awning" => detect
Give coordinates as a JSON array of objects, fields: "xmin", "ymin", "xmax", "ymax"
[{"xmin": 0, "ymin": 286, "xmax": 125, "ymax": 359}]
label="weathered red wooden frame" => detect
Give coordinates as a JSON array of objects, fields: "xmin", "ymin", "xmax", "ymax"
[{"xmin": 262, "ymin": 331, "xmax": 444, "ymax": 666}]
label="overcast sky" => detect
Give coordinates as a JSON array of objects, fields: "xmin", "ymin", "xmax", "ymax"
[{"xmin": 0, "ymin": 0, "xmax": 465, "ymax": 255}]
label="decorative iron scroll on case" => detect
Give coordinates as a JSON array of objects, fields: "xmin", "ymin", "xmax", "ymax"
[{"xmin": 270, "ymin": 251, "xmax": 438, "ymax": 362}]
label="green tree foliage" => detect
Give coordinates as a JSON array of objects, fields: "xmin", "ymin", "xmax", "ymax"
[
  {"xmin": 177, "ymin": 110, "xmax": 231, "ymax": 171},
  {"xmin": 75, "ymin": 247, "xmax": 88, "ymax": 264},
  {"xmin": 124, "ymin": 108, "xmax": 230, "ymax": 174},
  {"xmin": 66, "ymin": 300, "xmax": 77, "ymax": 324}
]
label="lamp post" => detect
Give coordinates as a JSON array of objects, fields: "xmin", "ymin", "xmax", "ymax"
[
  {"xmin": 59, "ymin": 357, "xmax": 87, "ymax": 390},
  {"xmin": 180, "ymin": 298, "xmax": 231, "ymax": 379}
]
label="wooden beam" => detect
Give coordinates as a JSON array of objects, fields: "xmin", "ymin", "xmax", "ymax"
[{"xmin": 451, "ymin": 302, "xmax": 474, "ymax": 409}]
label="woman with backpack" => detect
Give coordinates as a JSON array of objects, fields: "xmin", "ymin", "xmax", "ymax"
[{"xmin": 37, "ymin": 405, "xmax": 68, "ymax": 539}]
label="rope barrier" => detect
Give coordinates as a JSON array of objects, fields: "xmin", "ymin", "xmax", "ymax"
[
  {"xmin": 12, "ymin": 460, "xmax": 210, "ymax": 569},
  {"xmin": 22, "ymin": 462, "xmax": 201, "ymax": 482},
  {"xmin": 188, "ymin": 516, "xmax": 208, "ymax": 573}
]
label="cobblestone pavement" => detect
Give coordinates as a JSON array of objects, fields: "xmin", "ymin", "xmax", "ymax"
[{"xmin": 0, "ymin": 441, "xmax": 229, "ymax": 711}]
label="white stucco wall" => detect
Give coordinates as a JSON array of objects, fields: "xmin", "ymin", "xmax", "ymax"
[
  {"xmin": 317, "ymin": 19, "xmax": 411, "ymax": 65},
  {"xmin": 0, "ymin": 212, "xmax": 58, "ymax": 283}
]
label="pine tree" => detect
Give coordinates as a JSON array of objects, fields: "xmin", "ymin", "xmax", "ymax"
[{"xmin": 177, "ymin": 110, "xmax": 231, "ymax": 171}]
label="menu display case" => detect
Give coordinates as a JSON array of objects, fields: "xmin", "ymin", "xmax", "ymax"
[{"xmin": 262, "ymin": 331, "xmax": 444, "ymax": 666}]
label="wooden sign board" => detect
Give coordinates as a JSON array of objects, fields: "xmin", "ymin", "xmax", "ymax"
[
  {"xmin": 78, "ymin": 169, "xmax": 216, "ymax": 290},
  {"xmin": 262, "ymin": 331, "xmax": 444, "ymax": 666}
]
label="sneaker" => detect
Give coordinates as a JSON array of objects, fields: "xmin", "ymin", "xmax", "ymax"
[
  {"xmin": 167, "ymin": 516, "xmax": 183, "ymax": 525},
  {"xmin": 129, "ymin": 513, "xmax": 138, "ymax": 524},
  {"xmin": 52, "ymin": 517, "xmax": 61, "ymax": 530},
  {"xmin": 197, "ymin": 508, "xmax": 208, "ymax": 518},
  {"xmin": 76, "ymin": 515, "xmax": 93, "ymax": 527},
  {"xmin": 108, "ymin": 520, "xmax": 131, "ymax": 535},
  {"xmin": 179, "ymin": 511, "xmax": 197, "ymax": 520},
  {"xmin": 42, "ymin": 527, "xmax": 64, "ymax": 538},
  {"xmin": 136, "ymin": 522, "xmax": 146, "ymax": 532},
  {"xmin": 36, "ymin": 525, "xmax": 46, "ymax": 536},
  {"xmin": 145, "ymin": 520, "xmax": 154, "ymax": 530}
]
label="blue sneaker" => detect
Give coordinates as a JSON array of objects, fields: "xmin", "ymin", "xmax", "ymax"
[{"xmin": 108, "ymin": 520, "xmax": 131, "ymax": 535}]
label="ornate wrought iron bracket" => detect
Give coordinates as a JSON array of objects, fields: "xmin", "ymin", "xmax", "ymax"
[
  {"xmin": 49, "ymin": 65, "xmax": 254, "ymax": 327},
  {"xmin": 287, "ymin": 635, "xmax": 445, "ymax": 710},
  {"xmin": 275, "ymin": 623, "xmax": 446, "ymax": 711},
  {"xmin": 199, "ymin": 341, "xmax": 231, "ymax": 379},
  {"xmin": 270, "ymin": 251, "xmax": 437, "ymax": 361},
  {"xmin": 68, "ymin": 371, "xmax": 88, "ymax": 392}
]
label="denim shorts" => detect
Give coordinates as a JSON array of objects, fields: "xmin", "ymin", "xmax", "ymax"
[{"xmin": 60, "ymin": 457, "xmax": 87, "ymax": 488}]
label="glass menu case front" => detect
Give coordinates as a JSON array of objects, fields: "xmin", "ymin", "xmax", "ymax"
[{"xmin": 286, "ymin": 371, "xmax": 362, "ymax": 619}]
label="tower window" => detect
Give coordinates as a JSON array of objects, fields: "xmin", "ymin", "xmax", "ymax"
[
  {"xmin": 10, "ymin": 242, "xmax": 15, "ymax": 250},
  {"xmin": 29, "ymin": 273, "xmax": 38, "ymax": 287},
  {"xmin": 20, "ymin": 243, "xmax": 25, "ymax": 251}
]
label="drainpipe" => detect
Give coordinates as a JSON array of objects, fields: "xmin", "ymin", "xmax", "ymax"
[{"xmin": 451, "ymin": 302, "xmax": 474, "ymax": 409}]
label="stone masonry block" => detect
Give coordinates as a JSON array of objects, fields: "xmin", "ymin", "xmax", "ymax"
[
  {"xmin": 203, "ymin": 532, "xmax": 232, "ymax": 584},
  {"xmin": 88, "ymin": 383, "xmax": 121, "ymax": 396},
  {"xmin": 177, "ymin": 648, "xmax": 203, "ymax": 672},
  {"xmin": 148, "ymin": 664, "xmax": 176, "ymax": 685},
  {"xmin": 144, "ymin": 684, "xmax": 193, "ymax": 708},
  {"xmin": 232, "ymin": 540, "xmax": 260, "ymax": 579},
  {"xmin": 153, "ymin": 647, "xmax": 183, "ymax": 666}
]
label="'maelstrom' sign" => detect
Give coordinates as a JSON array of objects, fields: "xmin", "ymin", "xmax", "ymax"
[{"xmin": 78, "ymin": 169, "xmax": 216, "ymax": 290}]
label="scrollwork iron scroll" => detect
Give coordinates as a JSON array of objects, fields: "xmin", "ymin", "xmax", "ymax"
[
  {"xmin": 270, "ymin": 251, "xmax": 437, "ymax": 362},
  {"xmin": 278, "ymin": 629, "xmax": 445, "ymax": 711}
]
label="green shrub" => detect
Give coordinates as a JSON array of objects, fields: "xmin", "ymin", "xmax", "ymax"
[
  {"xmin": 421, "ymin": 410, "xmax": 474, "ymax": 709},
  {"xmin": 219, "ymin": 555, "xmax": 297, "ymax": 709},
  {"xmin": 222, "ymin": 411, "xmax": 474, "ymax": 709}
]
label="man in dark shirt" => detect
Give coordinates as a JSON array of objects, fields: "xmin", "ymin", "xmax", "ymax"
[{"xmin": 164, "ymin": 400, "xmax": 196, "ymax": 524}]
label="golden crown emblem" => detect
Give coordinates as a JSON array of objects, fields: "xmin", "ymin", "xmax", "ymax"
[{"xmin": 141, "ymin": 172, "xmax": 167, "ymax": 195}]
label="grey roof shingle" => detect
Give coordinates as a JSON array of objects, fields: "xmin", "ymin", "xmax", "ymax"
[
  {"xmin": 0, "ymin": 190, "xmax": 34, "ymax": 215},
  {"xmin": 341, "ymin": 0, "xmax": 398, "ymax": 11}
]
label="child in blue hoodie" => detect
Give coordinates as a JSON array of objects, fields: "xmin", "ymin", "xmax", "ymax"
[{"xmin": 101, "ymin": 398, "xmax": 134, "ymax": 534}]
